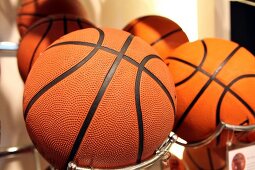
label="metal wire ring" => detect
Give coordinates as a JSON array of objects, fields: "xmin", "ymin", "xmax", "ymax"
[{"xmin": 66, "ymin": 134, "xmax": 178, "ymax": 170}]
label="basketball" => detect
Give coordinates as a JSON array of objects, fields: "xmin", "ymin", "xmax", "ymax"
[
  {"xmin": 164, "ymin": 38, "xmax": 255, "ymax": 145},
  {"xmin": 23, "ymin": 28, "xmax": 176, "ymax": 169},
  {"xmin": 183, "ymin": 146, "xmax": 226, "ymax": 170},
  {"xmin": 17, "ymin": 14, "xmax": 94, "ymax": 82},
  {"xmin": 17, "ymin": 0, "xmax": 87, "ymax": 36},
  {"xmin": 123, "ymin": 15, "xmax": 189, "ymax": 60}
]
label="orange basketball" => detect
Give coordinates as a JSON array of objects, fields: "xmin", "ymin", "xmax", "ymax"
[
  {"xmin": 23, "ymin": 28, "xmax": 176, "ymax": 169},
  {"xmin": 17, "ymin": 14, "xmax": 94, "ymax": 82},
  {"xmin": 123, "ymin": 15, "xmax": 189, "ymax": 60},
  {"xmin": 17, "ymin": 0, "xmax": 86, "ymax": 36},
  {"xmin": 165, "ymin": 38, "xmax": 255, "ymax": 144},
  {"xmin": 183, "ymin": 146, "xmax": 226, "ymax": 170}
]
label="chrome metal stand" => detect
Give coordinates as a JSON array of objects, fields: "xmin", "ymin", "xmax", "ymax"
[
  {"xmin": 0, "ymin": 145, "xmax": 34, "ymax": 158},
  {"xmin": 175, "ymin": 121, "xmax": 255, "ymax": 148},
  {"xmin": 66, "ymin": 134, "xmax": 178, "ymax": 170}
]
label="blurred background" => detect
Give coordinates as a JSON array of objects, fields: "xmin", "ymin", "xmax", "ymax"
[{"xmin": 0, "ymin": 0, "xmax": 252, "ymax": 169}]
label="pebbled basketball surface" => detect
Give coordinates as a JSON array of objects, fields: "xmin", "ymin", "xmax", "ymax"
[{"xmin": 24, "ymin": 28, "xmax": 176, "ymax": 169}]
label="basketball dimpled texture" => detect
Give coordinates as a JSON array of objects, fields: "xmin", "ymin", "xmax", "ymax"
[
  {"xmin": 23, "ymin": 28, "xmax": 176, "ymax": 169},
  {"xmin": 123, "ymin": 15, "xmax": 189, "ymax": 60},
  {"xmin": 17, "ymin": 14, "xmax": 94, "ymax": 82},
  {"xmin": 165, "ymin": 38, "xmax": 255, "ymax": 144},
  {"xmin": 17, "ymin": 0, "xmax": 87, "ymax": 36}
]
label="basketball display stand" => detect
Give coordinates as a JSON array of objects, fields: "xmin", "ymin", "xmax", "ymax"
[
  {"xmin": 65, "ymin": 133, "xmax": 178, "ymax": 170},
  {"xmin": 176, "ymin": 122, "xmax": 255, "ymax": 148},
  {"xmin": 44, "ymin": 122, "xmax": 255, "ymax": 170},
  {"xmin": 1, "ymin": 42, "xmax": 255, "ymax": 170},
  {"xmin": 176, "ymin": 121, "xmax": 255, "ymax": 170}
]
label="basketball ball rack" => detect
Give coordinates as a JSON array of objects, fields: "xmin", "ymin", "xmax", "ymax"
[
  {"xmin": 65, "ymin": 133, "xmax": 178, "ymax": 170},
  {"xmin": 175, "ymin": 121, "xmax": 255, "ymax": 148},
  {"xmin": 65, "ymin": 122, "xmax": 255, "ymax": 170},
  {"xmin": 1, "ymin": 42, "xmax": 255, "ymax": 169}
]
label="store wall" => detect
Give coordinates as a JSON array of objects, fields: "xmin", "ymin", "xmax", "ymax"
[
  {"xmin": 215, "ymin": 0, "xmax": 231, "ymax": 40},
  {"xmin": 99, "ymin": 0, "xmax": 198, "ymax": 41},
  {"xmin": 197, "ymin": 0, "xmax": 216, "ymax": 38},
  {"xmin": 197, "ymin": 0, "xmax": 230, "ymax": 40},
  {"xmin": 0, "ymin": 0, "xmax": 20, "ymax": 43}
]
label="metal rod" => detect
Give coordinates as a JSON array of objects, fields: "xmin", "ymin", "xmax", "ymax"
[
  {"xmin": 176, "ymin": 121, "xmax": 255, "ymax": 148},
  {"xmin": 33, "ymin": 148, "xmax": 42, "ymax": 170},
  {"xmin": 0, "ymin": 145, "xmax": 34, "ymax": 158},
  {"xmin": 0, "ymin": 41, "xmax": 18, "ymax": 56}
]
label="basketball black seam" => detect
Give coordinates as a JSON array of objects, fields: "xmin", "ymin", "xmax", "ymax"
[
  {"xmin": 150, "ymin": 28, "xmax": 183, "ymax": 46},
  {"xmin": 46, "ymin": 40, "xmax": 176, "ymax": 115},
  {"xmin": 76, "ymin": 18, "xmax": 84, "ymax": 29},
  {"xmin": 27, "ymin": 18, "xmax": 53, "ymax": 74},
  {"xmin": 216, "ymin": 74, "xmax": 255, "ymax": 125},
  {"xmin": 125, "ymin": 55, "xmax": 176, "ymax": 115},
  {"xmin": 25, "ymin": 37, "xmax": 176, "ymax": 165},
  {"xmin": 167, "ymin": 55, "xmax": 254, "ymax": 121},
  {"xmin": 66, "ymin": 35, "xmax": 134, "ymax": 166},
  {"xmin": 186, "ymin": 150, "xmax": 204, "ymax": 170},
  {"xmin": 166, "ymin": 40, "xmax": 207, "ymax": 86},
  {"xmin": 216, "ymin": 133, "xmax": 223, "ymax": 146},
  {"xmin": 24, "ymin": 28, "xmax": 104, "ymax": 119},
  {"xmin": 63, "ymin": 15, "xmax": 68, "ymax": 34},
  {"xmin": 186, "ymin": 149, "xmax": 226, "ymax": 170},
  {"xmin": 233, "ymin": 118, "xmax": 250, "ymax": 142},
  {"xmin": 240, "ymin": 118, "xmax": 250, "ymax": 125},
  {"xmin": 135, "ymin": 55, "xmax": 159, "ymax": 163},
  {"xmin": 207, "ymin": 148, "xmax": 214, "ymax": 169},
  {"xmin": 168, "ymin": 57, "xmax": 198, "ymax": 86},
  {"xmin": 168, "ymin": 55, "xmax": 255, "ymax": 146},
  {"xmin": 22, "ymin": 17, "xmax": 92, "ymax": 38},
  {"xmin": 18, "ymin": 12, "xmax": 47, "ymax": 17},
  {"xmin": 173, "ymin": 42, "xmax": 241, "ymax": 132},
  {"xmin": 124, "ymin": 15, "xmax": 152, "ymax": 32}
]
